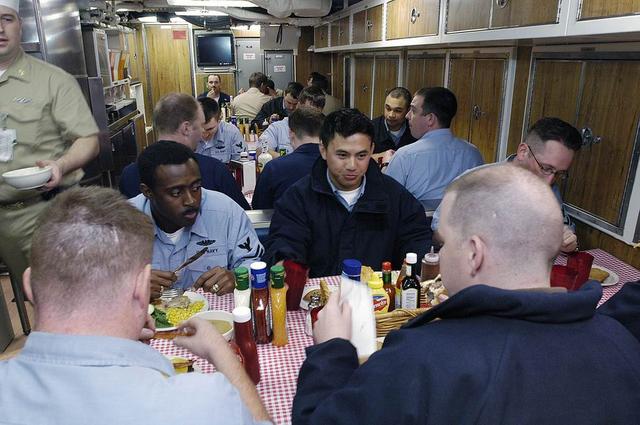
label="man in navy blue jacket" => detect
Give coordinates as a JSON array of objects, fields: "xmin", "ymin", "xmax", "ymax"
[
  {"xmin": 118, "ymin": 93, "xmax": 250, "ymax": 210},
  {"xmin": 263, "ymin": 108, "xmax": 431, "ymax": 277},
  {"xmin": 293, "ymin": 164, "xmax": 640, "ymax": 424},
  {"xmin": 252, "ymin": 106, "xmax": 323, "ymax": 210}
]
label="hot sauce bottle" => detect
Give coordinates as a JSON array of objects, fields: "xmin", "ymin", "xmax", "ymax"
[
  {"xmin": 382, "ymin": 261, "xmax": 396, "ymax": 312},
  {"xmin": 250, "ymin": 261, "xmax": 271, "ymax": 344},
  {"xmin": 232, "ymin": 306, "xmax": 260, "ymax": 384},
  {"xmin": 401, "ymin": 253, "xmax": 421, "ymax": 309}
]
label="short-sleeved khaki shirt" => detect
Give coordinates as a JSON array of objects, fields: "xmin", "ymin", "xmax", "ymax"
[
  {"xmin": 0, "ymin": 50, "xmax": 99, "ymax": 202},
  {"xmin": 230, "ymin": 87, "xmax": 271, "ymax": 121}
]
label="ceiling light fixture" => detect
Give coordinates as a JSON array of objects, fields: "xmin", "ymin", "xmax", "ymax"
[
  {"xmin": 167, "ymin": 0, "xmax": 256, "ymax": 6},
  {"xmin": 175, "ymin": 9, "xmax": 228, "ymax": 16}
]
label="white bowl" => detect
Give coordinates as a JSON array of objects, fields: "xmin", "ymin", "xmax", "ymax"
[
  {"xmin": 192, "ymin": 310, "xmax": 234, "ymax": 341},
  {"xmin": 2, "ymin": 166, "xmax": 52, "ymax": 190}
]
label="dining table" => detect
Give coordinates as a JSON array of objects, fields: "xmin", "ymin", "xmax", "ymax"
[{"xmin": 150, "ymin": 248, "xmax": 639, "ymax": 424}]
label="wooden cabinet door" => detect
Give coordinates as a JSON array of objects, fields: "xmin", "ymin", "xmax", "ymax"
[
  {"xmin": 315, "ymin": 25, "xmax": 328, "ymax": 49},
  {"xmin": 528, "ymin": 60, "xmax": 582, "ymax": 126},
  {"xmin": 372, "ymin": 58, "xmax": 400, "ymax": 118},
  {"xmin": 446, "ymin": 0, "xmax": 491, "ymax": 32},
  {"xmin": 579, "ymin": 0, "xmax": 640, "ymax": 20},
  {"xmin": 367, "ymin": 5, "xmax": 384, "ymax": 42},
  {"xmin": 340, "ymin": 17, "xmax": 350, "ymax": 45},
  {"xmin": 565, "ymin": 61, "xmax": 640, "ymax": 226},
  {"xmin": 408, "ymin": 0, "xmax": 440, "ymax": 37},
  {"xmin": 332, "ymin": 53, "xmax": 345, "ymax": 101},
  {"xmin": 468, "ymin": 59, "xmax": 505, "ymax": 162},
  {"xmin": 354, "ymin": 58, "xmax": 374, "ymax": 117},
  {"xmin": 387, "ymin": 0, "xmax": 410, "ymax": 39},
  {"xmin": 352, "ymin": 10, "xmax": 367, "ymax": 44},
  {"xmin": 330, "ymin": 20, "xmax": 340, "ymax": 46},
  {"xmin": 491, "ymin": 0, "xmax": 559, "ymax": 28},
  {"xmin": 448, "ymin": 58, "xmax": 475, "ymax": 142},
  {"xmin": 406, "ymin": 57, "xmax": 445, "ymax": 94}
]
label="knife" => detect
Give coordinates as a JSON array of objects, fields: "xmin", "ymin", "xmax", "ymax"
[{"xmin": 173, "ymin": 247, "xmax": 208, "ymax": 274}]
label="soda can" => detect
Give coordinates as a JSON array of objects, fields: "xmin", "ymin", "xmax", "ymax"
[{"xmin": 250, "ymin": 261, "xmax": 268, "ymax": 289}]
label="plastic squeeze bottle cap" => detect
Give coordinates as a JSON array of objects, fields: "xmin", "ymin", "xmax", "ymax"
[
  {"xmin": 234, "ymin": 267, "xmax": 249, "ymax": 290},
  {"xmin": 368, "ymin": 274, "xmax": 383, "ymax": 290},
  {"xmin": 233, "ymin": 306, "xmax": 252, "ymax": 323},
  {"xmin": 270, "ymin": 265, "xmax": 285, "ymax": 288},
  {"xmin": 424, "ymin": 246, "xmax": 439, "ymax": 263},
  {"xmin": 405, "ymin": 253, "xmax": 418, "ymax": 265},
  {"xmin": 342, "ymin": 259, "xmax": 362, "ymax": 279}
]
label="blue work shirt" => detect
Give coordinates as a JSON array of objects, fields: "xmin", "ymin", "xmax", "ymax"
[
  {"xmin": 196, "ymin": 121, "xmax": 246, "ymax": 163},
  {"xmin": 326, "ymin": 169, "xmax": 367, "ymax": 212},
  {"xmin": 386, "ymin": 128, "xmax": 484, "ymax": 210},
  {"xmin": 0, "ymin": 332, "xmax": 270, "ymax": 425},
  {"xmin": 119, "ymin": 150, "xmax": 251, "ymax": 210},
  {"xmin": 259, "ymin": 118, "xmax": 294, "ymax": 155},
  {"xmin": 130, "ymin": 189, "xmax": 263, "ymax": 289},
  {"xmin": 252, "ymin": 143, "xmax": 321, "ymax": 210}
]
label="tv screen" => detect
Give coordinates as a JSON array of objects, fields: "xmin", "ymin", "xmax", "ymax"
[{"xmin": 196, "ymin": 34, "xmax": 235, "ymax": 67}]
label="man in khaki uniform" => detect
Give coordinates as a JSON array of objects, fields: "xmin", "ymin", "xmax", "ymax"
[
  {"xmin": 0, "ymin": 0, "xmax": 99, "ymax": 330},
  {"xmin": 230, "ymin": 72, "xmax": 271, "ymax": 121}
]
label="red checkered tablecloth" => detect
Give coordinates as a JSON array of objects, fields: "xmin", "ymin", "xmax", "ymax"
[
  {"xmin": 554, "ymin": 249, "xmax": 640, "ymax": 305},
  {"xmin": 150, "ymin": 276, "xmax": 340, "ymax": 425},
  {"xmin": 151, "ymin": 250, "xmax": 639, "ymax": 424}
]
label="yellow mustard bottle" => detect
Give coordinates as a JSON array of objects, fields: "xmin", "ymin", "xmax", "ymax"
[
  {"xmin": 368, "ymin": 274, "xmax": 390, "ymax": 313},
  {"xmin": 270, "ymin": 265, "xmax": 288, "ymax": 347}
]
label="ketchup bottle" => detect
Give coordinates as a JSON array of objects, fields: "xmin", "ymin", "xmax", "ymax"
[{"xmin": 233, "ymin": 306, "xmax": 260, "ymax": 385}]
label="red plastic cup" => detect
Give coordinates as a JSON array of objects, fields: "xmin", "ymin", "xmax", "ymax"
[
  {"xmin": 550, "ymin": 265, "xmax": 579, "ymax": 291},
  {"xmin": 566, "ymin": 252, "xmax": 594, "ymax": 290},
  {"xmin": 283, "ymin": 260, "xmax": 309, "ymax": 311}
]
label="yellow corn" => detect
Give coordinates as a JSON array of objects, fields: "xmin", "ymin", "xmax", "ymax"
[{"xmin": 166, "ymin": 301, "xmax": 205, "ymax": 325}]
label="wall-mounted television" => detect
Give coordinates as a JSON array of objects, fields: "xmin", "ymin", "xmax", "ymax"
[{"xmin": 196, "ymin": 33, "xmax": 235, "ymax": 67}]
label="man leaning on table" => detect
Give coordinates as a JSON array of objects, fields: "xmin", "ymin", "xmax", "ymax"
[
  {"xmin": 0, "ymin": 187, "xmax": 271, "ymax": 425},
  {"xmin": 130, "ymin": 141, "xmax": 263, "ymax": 299},
  {"xmin": 431, "ymin": 117, "xmax": 582, "ymax": 253},
  {"xmin": 292, "ymin": 164, "xmax": 640, "ymax": 425},
  {"xmin": 263, "ymin": 108, "xmax": 431, "ymax": 277},
  {"xmin": 0, "ymin": 0, "xmax": 99, "ymax": 308}
]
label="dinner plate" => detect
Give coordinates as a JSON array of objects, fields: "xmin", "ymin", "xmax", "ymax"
[
  {"xmin": 155, "ymin": 291, "xmax": 209, "ymax": 332},
  {"xmin": 591, "ymin": 265, "xmax": 620, "ymax": 287}
]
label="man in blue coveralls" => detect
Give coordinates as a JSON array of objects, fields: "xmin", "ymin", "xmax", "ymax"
[{"xmin": 130, "ymin": 141, "xmax": 263, "ymax": 300}]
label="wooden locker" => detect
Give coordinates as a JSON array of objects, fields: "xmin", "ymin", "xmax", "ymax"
[
  {"xmin": 367, "ymin": 5, "xmax": 384, "ymax": 42},
  {"xmin": 354, "ymin": 58, "xmax": 374, "ymax": 117},
  {"xmin": 372, "ymin": 58, "xmax": 400, "ymax": 118},
  {"xmin": 579, "ymin": 0, "xmax": 640, "ymax": 20},
  {"xmin": 446, "ymin": 0, "xmax": 491, "ymax": 32},
  {"xmin": 448, "ymin": 58, "xmax": 475, "ymax": 144},
  {"xmin": 315, "ymin": 25, "xmax": 328, "ymax": 49},
  {"xmin": 491, "ymin": 0, "xmax": 559, "ymax": 28},
  {"xmin": 407, "ymin": 0, "xmax": 440, "ymax": 37},
  {"xmin": 387, "ymin": 0, "xmax": 410, "ymax": 39},
  {"xmin": 352, "ymin": 10, "xmax": 367, "ymax": 44}
]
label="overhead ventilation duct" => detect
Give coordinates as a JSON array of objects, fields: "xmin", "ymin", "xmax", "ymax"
[
  {"xmin": 247, "ymin": 0, "xmax": 332, "ymax": 18},
  {"xmin": 207, "ymin": 7, "xmax": 321, "ymax": 25}
]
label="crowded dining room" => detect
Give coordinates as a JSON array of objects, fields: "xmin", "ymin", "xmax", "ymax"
[{"xmin": 2, "ymin": 0, "xmax": 640, "ymax": 423}]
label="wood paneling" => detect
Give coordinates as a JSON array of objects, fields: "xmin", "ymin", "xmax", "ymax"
[
  {"xmin": 330, "ymin": 17, "xmax": 350, "ymax": 46},
  {"xmin": 332, "ymin": 53, "xmax": 344, "ymax": 100},
  {"xmin": 565, "ymin": 61, "xmax": 640, "ymax": 225},
  {"xmin": 367, "ymin": 5, "xmax": 384, "ymax": 41},
  {"xmin": 468, "ymin": 59, "xmax": 505, "ymax": 162},
  {"xmin": 372, "ymin": 58, "xmax": 400, "ymax": 118},
  {"xmin": 507, "ymin": 46, "xmax": 533, "ymax": 155},
  {"xmin": 579, "ymin": 0, "xmax": 640, "ymax": 20},
  {"xmin": 354, "ymin": 58, "xmax": 374, "ymax": 116},
  {"xmin": 194, "ymin": 73, "xmax": 236, "ymax": 97},
  {"xmin": 297, "ymin": 26, "xmax": 314, "ymax": 84},
  {"xmin": 352, "ymin": 10, "xmax": 367, "ymax": 44},
  {"xmin": 446, "ymin": 0, "xmax": 491, "ymax": 32},
  {"xmin": 406, "ymin": 57, "xmax": 445, "ymax": 94},
  {"xmin": 126, "ymin": 31, "xmax": 142, "ymax": 81},
  {"xmin": 135, "ymin": 25, "xmax": 153, "ymax": 125},
  {"xmin": 575, "ymin": 221, "xmax": 640, "ymax": 270},
  {"xmin": 448, "ymin": 58, "xmax": 475, "ymax": 142},
  {"xmin": 491, "ymin": 0, "xmax": 560, "ymax": 28},
  {"xmin": 144, "ymin": 25, "xmax": 193, "ymax": 115},
  {"xmin": 408, "ymin": 0, "xmax": 440, "ymax": 37},
  {"xmin": 231, "ymin": 27, "xmax": 260, "ymax": 38},
  {"xmin": 315, "ymin": 25, "xmax": 328, "ymax": 49},
  {"xmin": 387, "ymin": 0, "xmax": 408, "ymax": 39},
  {"xmin": 528, "ymin": 60, "xmax": 582, "ymax": 125}
]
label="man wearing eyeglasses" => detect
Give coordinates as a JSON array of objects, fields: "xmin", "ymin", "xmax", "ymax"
[{"xmin": 432, "ymin": 117, "xmax": 582, "ymax": 254}]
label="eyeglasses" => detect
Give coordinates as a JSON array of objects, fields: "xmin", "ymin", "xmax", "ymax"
[{"xmin": 526, "ymin": 144, "xmax": 569, "ymax": 180}]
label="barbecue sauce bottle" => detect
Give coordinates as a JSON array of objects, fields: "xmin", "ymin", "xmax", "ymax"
[
  {"xmin": 401, "ymin": 253, "xmax": 420, "ymax": 309},
  {"xmin": 233, "ymin": 306, "xmax": 260, "ymax": 384}
]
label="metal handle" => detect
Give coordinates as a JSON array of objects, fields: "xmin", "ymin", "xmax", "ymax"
[
  {"xmin": 496, "ymin": 0, "xmax": 509, "ymax": 8},
  {"xmin": 472, "ymin": 104, "xmax": 485, "ymax": 120},
  {"xmin": 410, "ymin": 8, "xmax": 420, "ymax": 23},
  {"xmin": 362, "ymin": 84, "xmax": 369, "ymax": 93},
  {"xmin": 581, "ymin": 127, "xmax": 602, "ymax": 146},
  {"xmin": 366, "ymin": 20, "xmax": 373, "ymax": 30}
]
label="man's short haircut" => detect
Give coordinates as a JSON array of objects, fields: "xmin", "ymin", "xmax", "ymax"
[
  {"xmin": 444, "ymin": 164, "xmax": 563, "ymax": 267},
  {"xmin": 308, "ymin": 72, "xmax": 329, "ymax": 92},
  {"xmin": 415, "ymin": 87, "xmax": 457, "ymax": 128},
  {"xmin": 138, "ymin": 140, "xmax": 198, "ymax": 190},
  {"xmin": 285, "ymin": 81, "xmax": 304, "ymax": 99},
  {"xmin": 299, "ymin": 86, "xmax": 326, "ymax": 109},
  {"xmin": 208, "ymin": 73, "xmax": 221, "ymax": 81},
  {"xmin": 525, "ymin": 117, "xmax": 582, "ymax": 152},
  {"xmin": 387, "ymin": 87, "xmax": 412, "ymax": 109},
  {"xmin": 199, "ymin": 97, "xmax": 220, "ymax": 122},
  {"xmin": 153, "ymin": 93, "xmax": 200, "ymax": 135},
  {"xmin": 249, "ymin": 72, "xmax": 268, "ymax": 88},
  {"xmin": 289, "ymin": 106, "xmax": 325, "ymax": 140},
  {"xmin": 320, "ymin": 108, "xmax": 375, "ymax": 148},
  {"xmin": 266, "ymin": 79, "xmax": 275, "ymax": 90},
  {"xmin": 29, "ymin": 187, "xmax": 154, "ymax": 308}
]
